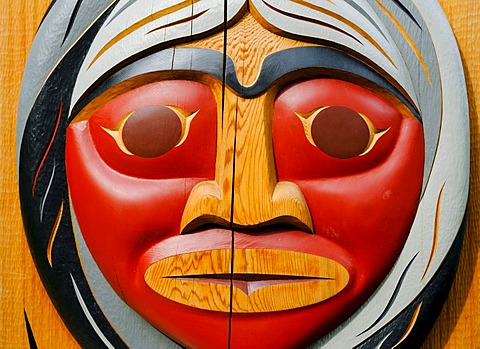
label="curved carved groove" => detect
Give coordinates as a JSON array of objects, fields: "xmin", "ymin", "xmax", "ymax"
[
  {"xmin": 357, "ymin": 253, "xmax": 418, "ymax": 336},
  {"xmin": 32, "ymin": 102, "xmax": 62, "ymax": 196},
  {"xmin": 375, "ymin": 0, "xmax": 431, "ymax": 83},
  {"xmin": 46, "ymin": 201, "xmax": 64, "ymax": 267},
  {"xmin": 260, "ymin": 0, "xmax": 362, "ymax": 45},
  {"xmin": 390, "ymin": 0, "xmax": 422, "ymax": 29},
  {"xmin": 62, "ymin": 0, "xmax": 84, "ymax": 45},
  {"xmin": 422, "ymin": 182, "xmax": 446, "ymax": 280},
  {"xmin": 88, "ymin": 0, "xmax": 201, "ymax": 68},
  {"xmin": 391, "ymin": 302, "xmax": 423, "ymax": 348},
  {"xmin": 147, "ymin": 9, "xmax": 209, "ymax": 35},
  {"xmin": 289, "ymin": 0, "xmax": 396, "ymax": 67}
]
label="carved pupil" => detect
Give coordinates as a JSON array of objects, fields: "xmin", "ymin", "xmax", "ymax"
[
  {"xmin": 311, "ymin": 106, "xmax": 370, "ymax": 159},
  {"xmin": 122, "ymin": 106, "xmax": 182, "ymax": 158}
]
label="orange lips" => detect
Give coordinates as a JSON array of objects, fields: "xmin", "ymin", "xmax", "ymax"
[{"xmin": 144, "ymin": 249, "xmax": 349, "ymax": 312}]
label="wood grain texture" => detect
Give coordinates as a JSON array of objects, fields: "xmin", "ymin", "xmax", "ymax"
[
  {"xmin": 145, "ymin": 249, "xmax": 348, "ymax": 312},
  {"xmin": 0, "ymin": 1, "xmax": 80, "ymax": 348},
  {"xmin": 181, "ymin": 15, "xmax": 314, "ymax": 232},
  {"xmin": 145, "ymin": 249, "xmax": 232, "ymax": 312},
  {"xmin": 0, "ymin": 1, "xmax": 478, "ymax": 348}
]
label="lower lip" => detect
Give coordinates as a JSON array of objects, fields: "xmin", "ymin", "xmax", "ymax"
[{"xmin": 141, "ymin": 229, "xmax": 350, "ymax": 313}]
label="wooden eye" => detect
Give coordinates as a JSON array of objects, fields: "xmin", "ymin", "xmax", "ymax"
[
  {"xmin": 122, "ymin": 106, "xmax": 182, "ymax": 158},
  {"xmin": 296, "ymin": 106, "xmax": 388, "ymax": 159},
  {"xmin": 311, "ymin": 106, "xmax": 369, "ymax": 159},
  {"xmin": 102, "ymin": 105, "xmax": 198, "ymax": 158}
]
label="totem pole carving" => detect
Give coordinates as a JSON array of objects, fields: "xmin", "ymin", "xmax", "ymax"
[{"xmin": 17, "ymin": 0, "xmax": 469, "ymax": 348}]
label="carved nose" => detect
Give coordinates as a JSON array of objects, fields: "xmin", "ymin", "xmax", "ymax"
[{"xmin": 180, "ymin": 93, "xmax": 313, "ymax": 234}]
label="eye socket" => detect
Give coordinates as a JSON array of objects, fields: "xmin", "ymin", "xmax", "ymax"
[
  {"xmin": 296, "ymin": 106, "xmax": 389, "ymax": 159},
  {"xmin": 102, "ymin": 105, "xmax": 198, "ymax": 158}
]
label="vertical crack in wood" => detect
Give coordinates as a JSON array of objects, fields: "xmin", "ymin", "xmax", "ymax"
[{"xmin": 224, "ymin": 1, "xmax": 235, "ymax": 348}]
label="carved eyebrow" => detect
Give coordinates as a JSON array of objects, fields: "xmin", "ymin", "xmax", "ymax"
[
  {"xmin": 72, "ymin": 47, "xmax": 420, "ymax": 120},
  {"xmin": 227, "ymin": 47, "xmax": 418, "ymax": 118}
]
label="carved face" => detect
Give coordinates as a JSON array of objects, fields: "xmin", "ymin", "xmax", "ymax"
[
  {"xmin": 17, "ymin": 0, "xmax": 471, "ymax": 347},
  {"xmin": 65, "ymin": 13, "xmax": 424, "ymax": 348}
]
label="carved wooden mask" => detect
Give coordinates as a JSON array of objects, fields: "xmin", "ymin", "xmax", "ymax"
[{"xmin": 17, "ymin": 0, "xmax": 469, "ymax": 348}]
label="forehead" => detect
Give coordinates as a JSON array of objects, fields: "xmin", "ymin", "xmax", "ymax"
[
  {"xmin": 70, "ymin": 0, "xmax": 421, "ymax": 111},
  {"xmin": 180, "ymin": 14, "xmax": 311, "ymax": 87},
  {"xmin": 71, "ymin": 14, "xmax": 419, "ymax": 121}
]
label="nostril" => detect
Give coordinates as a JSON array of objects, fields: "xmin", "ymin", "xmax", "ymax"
[
  {"xmin": 181, "ymin": 216, "xmax": 231, "ymax": 235},
  {"xmin": 181, "ymin": 219, "xmax": 314, "ymax": 236},
  {"xmin": 233, "ymin": 219, "xmax": 314, "ymax": 235}
]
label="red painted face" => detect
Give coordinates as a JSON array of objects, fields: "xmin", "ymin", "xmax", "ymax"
[
  {"xmin": 66, "ymin": 74, "xmax": 424, "ymax": 347},
  {"xmin": 66, "ymin": 7, "xmax": 427, "ymax": 338}
]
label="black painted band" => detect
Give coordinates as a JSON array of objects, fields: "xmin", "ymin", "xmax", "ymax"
[{"xmin": 72, "ymin": 47, "xmax": 420, "ymax": 121}]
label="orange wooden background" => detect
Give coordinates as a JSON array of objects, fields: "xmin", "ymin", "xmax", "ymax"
[{"xmin": 0, "ymin": 1, "xmax": 478, "ymax": 348}]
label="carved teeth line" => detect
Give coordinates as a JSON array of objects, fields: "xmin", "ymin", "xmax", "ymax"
[
  {"xmin": 164, "ymin": 274, "xmax": 334, "ymax": 281},
  {"xmin": 167, "ymin": 276, "xmax": 333, "ymax": 296}
]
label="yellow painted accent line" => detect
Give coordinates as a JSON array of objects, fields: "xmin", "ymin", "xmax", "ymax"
[
  {"xmin": 101, "ymin": 111, "xmax": 134, "ymax": 155},
  {"xmin": 376, "ymin": 0, "xmax": 431, "ymax": 83},
  {"xmin": 295, "ymin": 106, "xmax": 329, "ymax": 147},
  {"xmin": 47, "ymin": 201, "xmax": 64, "ymax": 267},
  {"xmin": 291, "ymin": 0, "xmax": 396, "ymax": 68},
  {"xmin": 32, "ymin": 102, "xmax": 62, "ymax": 196},
  {"xmin": 422, "ymin": 183, "xmax": 446, "ymax": 280},
  {"xmin": 392, "ymin": 302, "xmax": 423, "ymax": 348},
  {"xmin": 295, "ymin": 107, "xmax": 390, "ymax": 155},
  {"xmin": 89, "ymin": 0, "xmax": 200, "ymax": 68}
]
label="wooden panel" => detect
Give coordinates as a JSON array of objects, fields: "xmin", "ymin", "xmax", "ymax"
[
  {"xmin": 0, "ymin": 1, "xmax": 478, "ymax": 348},
  {"xmin": 0, "ymin": 1, "xmax": 80, "ymax": 348}
]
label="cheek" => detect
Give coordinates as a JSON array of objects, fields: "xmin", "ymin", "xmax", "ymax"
[
  {"xmin": 65, "ymin": 123, "xmax": 202, "ymax": 291},
  {"xmin": 291, "ymin": 118, "xmax": 424, "ymax": 281},
  {"xmin": 65, "ymin": 81, "xmax": 217, "ymax": 293}
]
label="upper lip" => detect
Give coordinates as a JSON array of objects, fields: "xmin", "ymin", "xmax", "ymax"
[
  {"xmin": 145, "ymin": 248, "xmax": 347, "ymax": 278},
  {"xmin": 139, "ymin": 228, "xmax": 352, "ymax": 274}
]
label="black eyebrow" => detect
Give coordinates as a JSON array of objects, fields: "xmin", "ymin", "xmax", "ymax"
[
  {"xmin": 227, "ymin": 47, "xmax": 419, "ymax": 119},
  {"xmin": 72, "ymin": 47, "xmax": 420, "ymax": 120}
]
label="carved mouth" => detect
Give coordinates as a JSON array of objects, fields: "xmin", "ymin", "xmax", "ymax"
[
  {"xmin": 144, "ymin": 249, "xmax": 349, "ymax": 313},
  {"xmin": 168, "ymin": 274, "xmax": 331, "ymax": 296}
]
